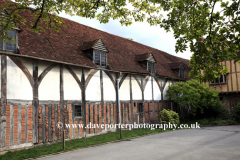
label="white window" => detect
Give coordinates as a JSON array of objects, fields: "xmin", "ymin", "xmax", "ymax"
[
  {"xmin": 210, "ymin": 74, "xmax": 227, "ymax": 84},
  {"xmin": 147, "ymin": 61, "xmax": 155, "ymax": 74},
  {"xmin": 0, "ymin": 30, "xmax": 17, "ymax": 52},
  {"xmin": 94, "ymin": 50, "xmax": 107, "ymax": 67}
]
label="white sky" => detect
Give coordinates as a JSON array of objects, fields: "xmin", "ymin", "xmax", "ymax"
[{"xmin": 59, "ymin": 12, "xmax": 192, "ymax": 60}]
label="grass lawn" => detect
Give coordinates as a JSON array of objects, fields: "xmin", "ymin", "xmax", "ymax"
[{"xmin": 0, "ymin": 128, "xmax": 171, "ymax": 160}]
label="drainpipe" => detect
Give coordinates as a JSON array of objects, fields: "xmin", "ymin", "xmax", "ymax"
[{"xmin": 116, "ymin": 72, "xmax": 122, "ymax": 139}]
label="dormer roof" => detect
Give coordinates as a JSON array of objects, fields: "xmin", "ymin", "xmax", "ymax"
[
  {"xmin": 168, "ymin": 61, "xmax": 185, "ymax": 70},
  {"xmin": 136, "ymin": 52, "xmax": 156, "ymax": 62},
  {"xmin": 81, "ymin": 38, "xmax": 108, "ymax": 52}
]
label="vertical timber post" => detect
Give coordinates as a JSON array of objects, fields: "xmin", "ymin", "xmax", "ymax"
[
  {"xmin": 32, "ymin": 61, "xmax": 39, "ymax": 144},
  {"xmin": 0, "ymin": 55, "xmax": 7, "ymax": 148},
  {"xmin": 81, "ymin": 68, "xmax": 86, "ymax": 137},
  {"xmin": 141, "ymin": 77, "xmax": 145, "ymax": 123},
  {"xmin": 129, "ymin": 75, "xmax": 133, "ymax": 124},
  {"xmin": 151, "ymin": 76, "xmax": 155, "ymax": 122},
  {"xmin": 60, "ymin": 64, "xmax": 65, "ymax": 149},
  {"xmin": 116, "ymin": 72, "xmax": 122, "ymax": 139}
]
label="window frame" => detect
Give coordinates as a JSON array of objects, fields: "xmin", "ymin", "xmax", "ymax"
[
  {"xmin": 73, "ymin": 104, "xmax": 82, "ymax": 118},
  {"xmin": 147, "ymin": 61, "xmax": 155, "ymax": 74},
  {"xmin": 137, "ymin": 103, "xmax": 144, "ymax": 113},
  {"xmin": 210, "ymin": 74, "xmax": 227, "ymax": 84},
  {"xmin": 179, "ymin": 69, "xmax": 185, "ymax": 79},
  {"xmin": 93, "ymin": 50, "xmax": 107, "ymax": 67},
  {"xmin": 0, "ymin": 29, "xmax": 18, "ymax": 53}
]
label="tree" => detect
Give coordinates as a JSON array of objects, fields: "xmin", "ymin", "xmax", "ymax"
[
  {"xmin": 166, "ymin": 79, "xmax": 220, "ymax": 118},
  {"xmin": 1, "ymin": 0, "xmax": 239, "ymax": 82}
]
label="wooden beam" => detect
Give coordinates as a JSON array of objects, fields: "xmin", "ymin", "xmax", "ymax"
[
  {"xmin": 48, "ymin": 104, "xmax": 52, "ymax": 142},
  {"xmin": 54, "ymin": 104, "xmax": 58, "ymax": 141},
  {"xmin": 97, "ymin": 104, "xmax": 100, "ymax": 133},
  {"xmin": 85, "ymin": 69, "xmax": 98, "ymax": 90},
  {"xmin": 154, "ymin": 77, "xmax": 162, "ymax": 92},
  {"xmin": 38, "ymin": 63, "xmax": 57, "ymax": 87},
  {"xmin": 64, "ymin": 65, "xmax": 82, "ymax": 90},
  {"xmin": 103, "ymin": 70, "xmax": 116, "ymax": 91},
  {"xmin": 18, "ymin": 104, "xmax": 21, "ymax": 145},
  {"xmin": 119, "ymin": 73, "xmax": 128, "ymax": 89},
  {"xmin": 141, "ymin": 77, "xmax": 145, "ymax": 123},
  {"xmin": 60, "ymin": 64, "xmax": 64, "ymax": 139},
  {"xmin": 25, "ymin": 104, "xmax": 28, "ymax": 143},
  {"xmin": 151, "ymin": 77, "xmax": 155, "ymax": 121},
  {"xmin": 71, "ymin": 104, "xmax": 75, "ymax": 139},
  {"xmin": 67, "ymin": 104, "xmax": 70, "ymax": 139},
  {"xmin": 81, "ymin": 68, "xmax": 86, "ymax": 137},
  {"xmin": 42, "ymin": 105, "xmax": 46, "ymax": 143},
  {"xmin": 9, "ymin": 56, "xmax": 34, "ymax": 88},
  {"xmin": 0, "ymin": 55, "xmax": 7, "ymax": 148},
  {"xmin": 32, "ymin": 61, "xmax": 39, "ymax": 144},
  {"xmin": 143, "ymin": 76, "xmax": 149, "ymax": 91},
  {"xmin": 132, "ymin": 75, "xmax": 143, "ymax": 92},
  {"xmin": 129, "ymin": 75, "xmax": 133, "ymax": 124},
  {"xmin": 10, "ymin": 104, "xmax": 13, "ymax": 146}
]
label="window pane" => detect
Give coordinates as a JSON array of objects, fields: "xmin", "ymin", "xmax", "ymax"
[
  {"xmin": 94, "ymin": 50, "xmax": 100, "ymax": 65},
  {"xmin": 147, "ymin": 62, "xmax": 152, "ymax": 73},
  {"xmin": 152, "ymin": 63, "xmax": 155, "ymax": 74},
  {"xmin": 101, "ymin": 51, "xmax": 106, "ymax": 66},
  {"xmin": 75, "ymin": 105, "xmax": 82, "ymax": 117},
  {"xmin": 215, "ymin": 78, "xmax": 219, "ymax": 83},
  {"xmin": 220, "ymin": 75, "xmax": 223, "ymax": 83},
  {"xmin": 224, "ymin": 75, "xmax": 227, "ymax": 82},
  {"xmin": 6, "ymin": 30, "xmax": 16, "ymax": 51}
]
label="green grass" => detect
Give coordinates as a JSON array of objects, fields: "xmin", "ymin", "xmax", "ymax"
[{"xmin": 0, "ymin": 128, "xmax": 170, "ymax": 160}]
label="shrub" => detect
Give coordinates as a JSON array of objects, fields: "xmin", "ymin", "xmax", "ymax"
[
  {"xmin": 231, "ymin": 103, "xmax": 240, "ymax": 122},
  {"xmin": 158, "ymin": 109, "xmax": 180, "ymax": 124},
  {"xmin": 195, "ymin": 101, "xmax": 229, "ymax": 119}
]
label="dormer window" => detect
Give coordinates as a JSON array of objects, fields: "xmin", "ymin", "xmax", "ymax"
[
  {"xmin": 179, "ymin": 68, "xmax": 184, "ymax": 78},
  {"xmin": 147, "ymin": 61, "xmax": 155, "ymax": 74},
  {"xmin": 81, "ymin": 38, "xmax": 108, "ymax": 68},
  {"xmin": 0, "ymin": 29, "xmax": 17, "ymax": 52},
  {"xmin": 136, "ymin": 52, "xmax": 156, "ymax": 75},
  {"xmin": 93, "ymin": 50, "xmax": 107, "ymax": 67},
  {"xmin": 169, "ymin": 61, "xmax": 185, "ymax": 79}
]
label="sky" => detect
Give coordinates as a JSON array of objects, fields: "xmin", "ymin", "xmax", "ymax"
[{"xmin": 59, "ymin": 12, "xmax": 192, "ymax": 60}]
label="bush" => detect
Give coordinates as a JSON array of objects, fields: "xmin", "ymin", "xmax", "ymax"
[
  {"xmin": 231, "ymin": 103, "xmax": 240, "ymax": 122},
  {"xmin": 158, "ymin": 109, "xmax": 180, "ymax": 124},
  {"xmin": 195, "ymin": 101, "xmax": 229, "ymax": 119}
]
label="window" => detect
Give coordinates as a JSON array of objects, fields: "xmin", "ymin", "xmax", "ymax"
[
  {"xmin": 137, "ymin": 103, "xmax": 143, "ymax": 113},
  {"xmin": 179, "ymin": 69, "xmax": 184, "ymax": 79},
  {"xmin": 93, "ymin": 50, "xmax": 107, "ymax": 67},
  {"xmin": 0, "ymin": 30, "xmax": 17, "ymax": 52},
  {"xmin": 147, "ymin": 61, "xmax": 155, "ymax": 74},
  {"xmin": 74, "ymin": 105, "xmax": 82, "ymax": 117},
  {"xmin": 210, "ymin": 74, "xmax": 227, "ymax": 84}
]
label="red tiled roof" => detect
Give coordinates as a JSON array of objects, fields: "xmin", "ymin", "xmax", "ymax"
[
  {"xmin": 168, "ymin": 61, "xmax": 181, "ymax": 69},
  {"xmin": 81, "ymin": 39, "xmax": 99, "ymax": 51},
  {"xmin": 1, "ymin": 1, "xmax": 190, "ymax": 80},
  {"xmin": 135, "ymin": 53, "xmax": 150, "ymax": 61}
]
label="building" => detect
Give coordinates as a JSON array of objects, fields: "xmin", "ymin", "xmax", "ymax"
[
  {"xmin": 0, "ymin": 6, "xmax": 190, "ymax": 151},
  {"xmin": 204, "ymin": 57, "xmax": 240, "ymax": 110}
]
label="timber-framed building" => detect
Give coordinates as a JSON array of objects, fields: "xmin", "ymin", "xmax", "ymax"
[{"xmin": 0, "ymin": 3, "xmax": 190, "ymax": 151}]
